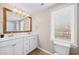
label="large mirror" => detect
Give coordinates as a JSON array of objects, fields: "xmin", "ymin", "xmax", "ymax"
[
  {"xmin": 0, "ymin": 13, "xmax": 3, "ymax": 34},
  {"xmin": 3, "ymin": 7, "xmax": 32, "ymax": 33}
]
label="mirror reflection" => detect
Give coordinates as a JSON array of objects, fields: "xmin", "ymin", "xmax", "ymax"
[{"xmin": 3, "ymin": 7, "xmax": 32, "ymax": 33}]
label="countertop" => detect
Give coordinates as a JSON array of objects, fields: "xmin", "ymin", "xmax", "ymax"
[{"xmin": 0, "ymin": 32, "xmax": 38, "ymax": 42}]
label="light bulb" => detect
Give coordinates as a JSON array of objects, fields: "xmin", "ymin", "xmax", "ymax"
[
  {"xmin": 18, "ymin": 10, "xmax": 22, "ymax": 16},
  {"xmin": 12, "ymin": 7, "xmax": 31, "ymax": 17},
  {"xmin": 22, "ymin": 12, "xmax": 26, "ymax": 16},
  {"xmin": 26, "ymin": 14, "xmax": 30, "ymax": 17},
  {"xmin": 13, "ymin": 7, "xmax": 18, "ymax": 13}
]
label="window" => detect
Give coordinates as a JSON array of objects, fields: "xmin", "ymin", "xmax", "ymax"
[{"xmin": 51, "ymin": 5, "xmax": 74, "ymax": 42}]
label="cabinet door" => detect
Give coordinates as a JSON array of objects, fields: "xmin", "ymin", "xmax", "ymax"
[
  {"xmin": 33, "ymin": 35, "xmax": 37, "ymax": 49},
  {"xmin": 13, "ymin": 38, "xmax": 23, "ymax": 55},
  {"xmin": 0, "ymin": 38, "xmax": 23, "ymax": 55},
  {"xmin": 29, "ymin": 35, "xmax": 37, "ymax": 51},
  {"xmin": 30, "ymin": 38, "xmax": 34, "ymax": 51},
  {"xmin": 0, "ymin": 45, "xmax": 13, "ymax": 55},
  {"xmin": 24, "ymin": 37, "xmax": 29, "ymax": 55}
]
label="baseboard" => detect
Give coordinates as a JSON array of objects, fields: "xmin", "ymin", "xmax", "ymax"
[
  {"xmin": 71, "ymin": 44, "xmax": 79, "ymax": 48},
  {"xmin": 38, "ymin": 47, "xmax": 53, "ymax": 55}
]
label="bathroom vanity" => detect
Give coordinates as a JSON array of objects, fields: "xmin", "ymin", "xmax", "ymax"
[
  {"xmin": 0, "ymin": 33, "xmax": 38, "ymax": 55},
  {"xmin": 0, "ymin": 7, "xmax": 37, "ymax": 55}
]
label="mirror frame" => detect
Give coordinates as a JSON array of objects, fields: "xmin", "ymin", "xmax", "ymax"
[{"xmin": 3, "ymin": 7, "xmax": 32, "ymax": 33}]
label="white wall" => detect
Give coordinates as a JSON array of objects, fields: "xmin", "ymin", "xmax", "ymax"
[{"xmin": 77, "ymin": 4, "xmax": 79, "ymax": 46}]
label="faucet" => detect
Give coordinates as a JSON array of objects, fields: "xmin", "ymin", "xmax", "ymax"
[{"xmin": 8, "ymin": 32, "xmax": 14, "ymax": 37}]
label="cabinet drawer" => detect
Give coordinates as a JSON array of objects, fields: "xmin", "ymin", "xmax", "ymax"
[
  {"xmin": 0, "ymin": 40, "xmax": 15, "ymax": 47},
  {"xmin": 0, "ymin": 38, "xmax": 23, "ymax": 47},
  {"xmin": 27, "ymin": 35, "xmax": 37, "ymax": 38}
]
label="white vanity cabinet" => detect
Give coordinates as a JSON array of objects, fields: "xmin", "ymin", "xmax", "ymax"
[
  {"xmin": 0, "ymin": 38, "xmax": 23, "ymax": 55},
  {"xmin": 0, "ymin": 41, "xmax": 14, "ymax": 55},
  {"xmin": 0, "ymin": 44, "xmax": 13, "ymax": 55},
  {"xmin": 0, "ymin": 33, "xmax": 38, "ymax": 55}
]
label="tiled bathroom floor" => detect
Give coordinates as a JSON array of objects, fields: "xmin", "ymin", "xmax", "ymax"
[{"xmin": 28, "ymin": 48, "xmax": 49, "ymax": 55}]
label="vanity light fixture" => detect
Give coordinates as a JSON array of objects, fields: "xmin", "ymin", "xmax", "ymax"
[{"xmin": 12, "ymin": 7, "xmax": 31, "ymax": 17}]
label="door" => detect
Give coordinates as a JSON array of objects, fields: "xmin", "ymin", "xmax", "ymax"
[
  {"xmin": 13, "ymin": 38, "xmax": 23, "ymax": 55},
  {"xmin": 0, "ymin": 38, "xmax": 23, "ymax": 55},
  {"xmin": 29, "ymin": 35, "xmax": 37, "ymax": 51},
  {"xmin": 24, "ymin": 37, "xmax": 30, "ymax": 54},
  {"xmin": 0, "ymin": 44, "xmax": 14, "ymax": 55}
]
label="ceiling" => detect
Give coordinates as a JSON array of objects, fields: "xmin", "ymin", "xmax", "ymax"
[
  {"xmin": 0, "ymin": 3, "xmax": 55, "ymax": 21},
  {"xmin": 1, "ymin": 3, "xmax": 55, "ymax": 14}
]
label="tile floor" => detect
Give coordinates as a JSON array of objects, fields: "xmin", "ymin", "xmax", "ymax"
[{"xmin": 28, "ymin": 48, "xmax": 49, "ymax": 55}]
